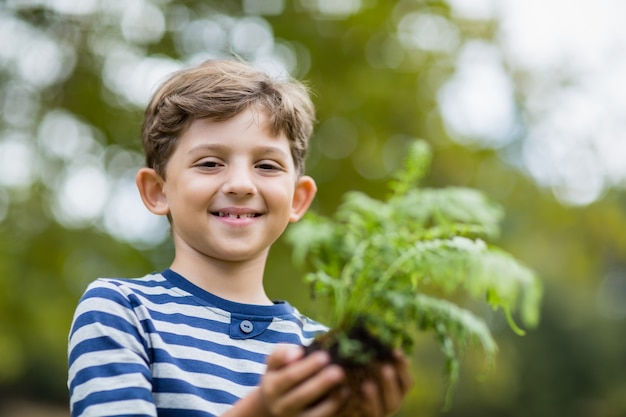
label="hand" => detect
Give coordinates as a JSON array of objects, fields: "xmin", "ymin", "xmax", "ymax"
[
  {"xmin": 259, "ymin": 345, "xmax": 348, "ymax": 417},
  {"xmin": 230, "ymin": 345, "xmax": 347, "ymax": 417},
  {"xmin": 361, "ymin": 349, "xmax": 413, "ymax": 417}
]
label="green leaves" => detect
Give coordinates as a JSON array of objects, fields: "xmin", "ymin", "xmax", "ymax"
[
  {"xmin": 287, "ymin": 140, "xmax": 542, "ymax": 399},
  {"xmin": 389, "ymin": 139, "xmax": 432, "ymax": 196}
]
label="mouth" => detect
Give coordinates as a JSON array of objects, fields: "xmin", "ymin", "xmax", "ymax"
[{"xmin": 212, "ymin": 212, "xmax": 262, "ymax": 219}]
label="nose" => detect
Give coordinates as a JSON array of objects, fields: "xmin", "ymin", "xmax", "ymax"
[{"xmin": 221, "ymin": 162, "xmax": 257, "ymax": 196}]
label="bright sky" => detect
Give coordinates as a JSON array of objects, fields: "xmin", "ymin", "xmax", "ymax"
[{"xmin": 1, "ymin": 0, "xmax": 625, "ymax": 246}]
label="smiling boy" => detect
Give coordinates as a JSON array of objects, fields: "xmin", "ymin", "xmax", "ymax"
[
  {"xmin": 139, "ymin": 109, "xmax": 315, "ymax": 303},
  {"xmin": 68, "ymin": 59, "xmax": 411, "ymax": 417}
]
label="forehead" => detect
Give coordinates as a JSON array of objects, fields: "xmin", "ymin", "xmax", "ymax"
[
  {"xmin": 188, "ymin": 106, "xmax": 280, "ymax": 138},
  {"xmin": 175, "ymin": 109, "xmax": 291, "ymax": 155}
]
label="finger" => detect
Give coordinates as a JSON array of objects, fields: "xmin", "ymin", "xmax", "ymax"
[
  {"xmin": 362, "ymin": 379, "xmax": 383, "ymax": 417},
  {"xmin": 261, "ymin": 352, "xmax": 340, "ymax": 402},
  {"xmin": 272, "ymin": 351, "xmax": 333, "ymax": 391},
  {"xmin": 379, "ymin": 364, "xmax": 402, "ymax": 414},
  {"xmin": 266, "ymin": 364, "xmax": 345, "ymax": 416},
  {"xmin": 392, "ymin": 350, "xmax": 413, "ymax": 394},
  {"xmin": 266, "ymin": 344, "xmax": 305, "ymax": 371},
  {"xmin": 278, "ymin": 363, "xmax": 345, "ymax": 410},
  {"xmin": 301, "ymin": 385, "xmax": 350, "ymax": 417}
]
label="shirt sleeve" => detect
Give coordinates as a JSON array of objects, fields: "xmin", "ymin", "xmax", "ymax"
[{"xmin": 68, "ymin": 279, "xmax": 157, "ymax": 417}]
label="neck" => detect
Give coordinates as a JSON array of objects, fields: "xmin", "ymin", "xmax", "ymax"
[{"xmin": 169, "ymin": 249, "xmax": 272, "ymax": 305}]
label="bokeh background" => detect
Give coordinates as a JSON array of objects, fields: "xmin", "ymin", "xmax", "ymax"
[{"xmin": 1, "ymin": 0, "xmax": 625, "ymax": 416}]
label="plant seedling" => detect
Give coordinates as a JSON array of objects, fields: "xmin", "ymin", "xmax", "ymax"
[{"xmin": 287, "ymin": 140, "xmax": 542, "ymax": 415}]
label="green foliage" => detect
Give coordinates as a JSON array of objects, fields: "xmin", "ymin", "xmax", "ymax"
[{"xmin": 287, "ymin": 140, "xmax": 542, "ymax": 403}]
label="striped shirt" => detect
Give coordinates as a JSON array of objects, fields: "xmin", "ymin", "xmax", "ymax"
[{"xmin": 68, "ymin": 269, "xmax": 327, "ymax": 417}]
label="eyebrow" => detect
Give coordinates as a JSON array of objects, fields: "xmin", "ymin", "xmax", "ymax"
[
  {"xmin": 187, "ymin": 144, "xmax": 227, "ymax": 155},
  {"xmin": 188, "ymin": 144, "xmax": 290, "ymax": 159}
]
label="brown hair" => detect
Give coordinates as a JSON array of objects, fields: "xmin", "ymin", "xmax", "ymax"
[{"xmin": 141, "ymin": 59, "xmax": 315, "ymax": 177}]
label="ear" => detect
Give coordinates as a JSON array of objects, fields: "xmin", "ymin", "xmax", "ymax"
[
  {"xmin": 136, "ymin": 167, "xmax": 170, "ymax": 216},
  {"xmin": 289, "ymin": 175, "xmax": 317, "ymax": 223}
]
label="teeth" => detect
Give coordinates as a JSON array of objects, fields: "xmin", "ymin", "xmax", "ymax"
[{"xmin": 217, "ymin": 212, "xmax": 257, "ymax": 219}]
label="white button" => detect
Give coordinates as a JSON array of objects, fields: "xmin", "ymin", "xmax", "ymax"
[{"xmin": 240, "ymin": 320, "xmax": 253, "ymax": 334}]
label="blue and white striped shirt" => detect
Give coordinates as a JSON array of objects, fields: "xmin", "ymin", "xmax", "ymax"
[{"xmin": 68, "ymin": 269, "xmax": 327, "ymax": 417}]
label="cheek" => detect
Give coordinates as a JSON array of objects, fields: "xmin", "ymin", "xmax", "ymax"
[
  {"xmin": 164, "ymin": 180, "xmax": 207, "ymax": 211},
  {"xmin": 176, "ymin": 176, "xmax": 213, "ymax": 195},
  {"xmin": 266, "ymin": 183, "xmax": 295, "ymax": 207}
]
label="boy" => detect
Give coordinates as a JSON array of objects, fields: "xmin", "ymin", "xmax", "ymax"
[{"xmin": 68, "ymin": 59, "xmax": 411, "ymax": 417}]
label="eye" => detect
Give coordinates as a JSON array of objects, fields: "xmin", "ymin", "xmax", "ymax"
[
  {"xmin": 194, "ymin": 159, "xmax": 222, "ymax": 169},
  {"xmin": 256, "ymin": 162, "xmax": 283, "ymax": 172}
]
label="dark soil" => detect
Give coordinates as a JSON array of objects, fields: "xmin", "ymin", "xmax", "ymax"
[{"xmin": 305, "ymin": 321, "xmax": 395, "ymax": 417}]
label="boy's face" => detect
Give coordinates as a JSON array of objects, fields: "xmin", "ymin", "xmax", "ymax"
[{"xmin": 145, "ymin": 107, "xmax": 316, "ymax": 264}]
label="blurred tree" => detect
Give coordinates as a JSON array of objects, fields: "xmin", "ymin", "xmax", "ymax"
[{"xmin": 0, "ymin": 0, "xmax": 624, "ymax": 415}]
